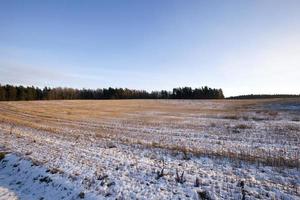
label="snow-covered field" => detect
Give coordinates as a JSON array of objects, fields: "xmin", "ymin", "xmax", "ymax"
[{"xmin": 0, "ymin": 99, "xmax": 299, "ymax": 199}]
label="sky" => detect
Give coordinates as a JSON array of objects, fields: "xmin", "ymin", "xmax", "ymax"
[{"xmin": 0, "ymin": 0, "xmax": 299, "ymax": 97}]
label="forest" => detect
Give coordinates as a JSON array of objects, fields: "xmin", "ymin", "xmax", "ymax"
[
  {"xmin": 0, "ymin": 84, "xmax": 224, "ymax": 101},
  {"xmin": 228, "ymin": 94, "xmax": 300, "ymax": 99}
]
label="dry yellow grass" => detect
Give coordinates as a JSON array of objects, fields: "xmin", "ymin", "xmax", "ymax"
[
  {"xmin": 0, "ymin": 99, "xmax": 274, "ymax": 125},
  {"xmin": 0, "ymin": 98, "xmax": 299, "ymax": 167}
]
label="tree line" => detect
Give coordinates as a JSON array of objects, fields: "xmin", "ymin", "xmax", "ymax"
[
  {"xmin": 228, "ymin": 94, "xmax": 300, "ymax": 99},
  {"xmin": 0, "ymin": 84, "xmax": 224, "ymax": 101}
]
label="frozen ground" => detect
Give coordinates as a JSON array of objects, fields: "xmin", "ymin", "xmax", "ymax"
[
  {"xmin": 0, "ymin": 99, "xmax": 299, "ymax": 199},
  {"xmin": 0, "ymin": 152, "xmax": 98, "ymax": 200}
]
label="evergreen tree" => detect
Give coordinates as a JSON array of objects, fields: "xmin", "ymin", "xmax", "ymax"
[{"xmin": 0, "ymin": 84, "xmax": 226, "ymax": 101}]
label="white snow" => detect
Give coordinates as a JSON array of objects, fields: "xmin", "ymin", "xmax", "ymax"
[{"xmin": 0, "ymin": 99, "xmax": 299, "ymax": 199}]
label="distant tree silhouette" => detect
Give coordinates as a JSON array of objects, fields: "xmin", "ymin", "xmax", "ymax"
[
  {"xmin": 228, "ymin": 94, "xmax": 300, "ymax": 99},
  {"xmin": 16, "ymin": 86, "xmax": 26, "ymax": 100},
  {"xmin": 0, "ymin": 84, "xmax": 225, "ymax": 101},
  {"xmin": 0, "ymin": 85, "xmax": 6, "ymax": 101},
  {"xmin": 7, "ymin": 85, "xmax": 17, "ymax": 101}
]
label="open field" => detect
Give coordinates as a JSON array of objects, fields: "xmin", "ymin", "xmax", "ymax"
[{"xmin": 0, "ymin": 99, "xmax": 300, "ymax": 199}]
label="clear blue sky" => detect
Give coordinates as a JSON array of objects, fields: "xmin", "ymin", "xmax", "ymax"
[{"xmin": 1, "ymin": 0, "xmax": 299, "ymax": 96}]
